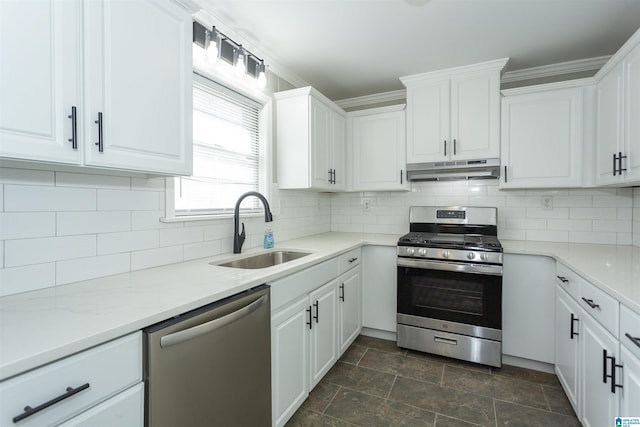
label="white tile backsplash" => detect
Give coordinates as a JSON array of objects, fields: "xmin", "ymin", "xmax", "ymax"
[{"xmin": 0, "ymin": 167, "xmax": 331, "ymax": 296}]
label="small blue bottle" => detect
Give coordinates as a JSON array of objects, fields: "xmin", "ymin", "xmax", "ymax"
[{"xmin": 263, "ymin": 224, "xmax": 274, "ymax": 249}]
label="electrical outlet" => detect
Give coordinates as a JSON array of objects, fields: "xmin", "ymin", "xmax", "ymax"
[
  {"xmin": 542, "ymin": 196, "xmax": 553, "ymax": 210},
  {"xmin": 362, "ymin": 199, "xmax": 371, "ymax": 212}
]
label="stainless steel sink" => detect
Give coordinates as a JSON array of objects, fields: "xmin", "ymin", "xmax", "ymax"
[{"xmin": 211, "ymin": 250, "xmax": 311, "ymax": 269}]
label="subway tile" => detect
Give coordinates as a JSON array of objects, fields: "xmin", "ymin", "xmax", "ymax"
[
  {"xmin": 525, "ymin": 230, "xmax": 568, "ymax": 242},
  {"xmin": 468, "ymin": 196, "xmax": 507, "ymax": 208},
  {"xmin": 505, "ymin": 196, "xmax": 542, "ymax": 208},
  {"xmin": 4, "ymin": 185, "xmax": 96, "ymax": 212},
  {"xmin": 183, "ymin": 240, "xmax": 223, "ymax": 261},
  {"xmin": 131, "ymin": 177, "xmax": 166, "ymax": 191},
  {"xmin": 618, "ymin": 208, "xmax": 633, "ymax": 220},
  {"xmin": 204, "ymin": 223, "xmax": 233, "ymax": 241},
  {"xmin": 505, "ymin": 218, "xmax": 547, "ymax": 230},
  {"xmin": 552, "ymin": 196, "xmax": 592, "ymax": 208},
  {"xmin": 56, "ymin": 172, "xmax": 130, "ymax": 189},
  {"xmin": 131, "ymin": 246, "xmax": 183, "ymax": 271},
  {"xmin": 498, "ymin": 207, "xmax": 527, "ymax": 218},
  {"xmin": 0, "ymin": 263, "xmax": 55, "ymax": 296},
  {"xmin": 56, "ymin": 253, "xmax": 130, "ymax": 286},
  {"xmin": 364, "ymin": 223, "xmax": 391, "ymax": 234},
  {"xmin": 547, "ymin": 219, "xmax": 592, "ymax": 232},
  {"xmin": 159, "ymin": 226, "xmax": 204, "ymax": 247},
  {"xmin": 98, "ymin": 230, "xmax": 159, "ymax": 255},
  {"xmin": 570, "ymin": 207, "xmax": 618, "ymax": 220},
  {"xmin": 593, "ymin": 195, "xmax": 633, "ymax": 208},
  {"xmin": 617, "ymin": 233, "xmax": 632, "ymax": 245},
  {"xmin": 434, "ymin": 196, "xmax": 469, "ymax": 206},
  {"xmin": 97, "ymin": 189, "xmax": 161, "ymax": 211},
  {"xmin": 5, "ymin": 235, "xmax": 96, "ymax": 267},
  {"xmin": 132, "ymin": 210, "xmax": 181, "ymax": 230},
  {"xmin": 0, "ymin": 242, "xmax": 3, "ymax": 268},
  {"xmin": 57, "ymin": 211, "xmax": 131, "ymax": 236},
  {"xmin": 0, "ymin": 185, "xmax": 3, "ymax": 212},
  {"xmin": 526, "ymin": 207, "xmax": 569, "ymax": 219},
  {"xmin": 593, "ymin": 220, "xmax": 632, "ymax": 233},
  {"xmin": 0, "ymin": 168, "xmax": 54, "ymax": 185},
  {"xmin": 569, "ymin": 231, "xmax": 617, "ymax": 245},
  {"xmin": 0, "ymin": 212, "xmax": 56, "ymax": 239}
]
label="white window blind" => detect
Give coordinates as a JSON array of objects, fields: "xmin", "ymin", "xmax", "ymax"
[{"xmin": 176, "ymin": 73, "xmax": 263, "ymax": 216}]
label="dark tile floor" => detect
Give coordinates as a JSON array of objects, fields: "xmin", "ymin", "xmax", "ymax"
[{"xmin": 286, "ymin": 335, "xmax": 581, "ymax": 427}]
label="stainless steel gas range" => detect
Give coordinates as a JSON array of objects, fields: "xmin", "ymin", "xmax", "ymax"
[{"xmin": 396, "ymin": 206, "xmax": 503, "ymax": 367}]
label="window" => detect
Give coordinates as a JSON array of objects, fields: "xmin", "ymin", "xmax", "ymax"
[{"xmin": 173, "ymin": 73, "xmax": 267, "ymax": 217}]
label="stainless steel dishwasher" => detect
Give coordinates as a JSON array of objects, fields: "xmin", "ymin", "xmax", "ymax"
[{"xmin": 144, "ymin": 284, "xmax": 271, "ymax": 427}]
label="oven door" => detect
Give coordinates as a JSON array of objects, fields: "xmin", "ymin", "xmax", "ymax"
[{"xmin": 397, "ymin": 257, "xmax": 502, "ymax": 331}]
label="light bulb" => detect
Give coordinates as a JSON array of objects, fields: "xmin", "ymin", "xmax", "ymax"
[
  {"xmin": 206, "ymin": 31, "xmax": 219, "ymax": 62},
  {"xmin": 234, "ymin": 48, "xmax": 246, "ymax": 77}
]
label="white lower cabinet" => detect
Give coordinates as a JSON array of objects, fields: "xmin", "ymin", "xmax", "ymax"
[
  {"xmin": 620, "ymin": 345, "xmax": 640, "ymax": 417},
  {"xmin": 361, "ymin": 245, "xmax": 397, "ymax": 334},
  {"xmin": 0, "ymin": 332, "xmax": 142, "ymax": 427},
  {"xmin": 555, "ymin": 285, "xmax": 581, "ymax": 412},
  {"xmin": 581, "ymin": 312, "xmax": 620, "ymax": 427},
  {"xmin": 309, "ymin": 280, "xmax": 339, "ymax": 389},
  {"xmin": 338, "ymin": 266, "xmax": 361, "ymax": 355}
]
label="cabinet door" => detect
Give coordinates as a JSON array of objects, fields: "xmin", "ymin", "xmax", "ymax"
[
  {"xmin": 450, "ymin": 72, "xmax": 500, "ymax": 160},
  {"xmin": 595, "ymin": 63, "xmax": 625, "ymax": 185},
  {"xmin": 338, "ymin": 268, "xmax": 361, "ymax": 355},
  {"xmin": 406, "ymin": 79, "xmax": 450, "ymax": 163},
  {"xmin": 84, "ymin": 0, "xmax": 192, "ymax": 175},
  {"xmin": 331, "ymin": 111, "xmax": 346, "ymax": 190},
  {"xmin": 271, "ymin": 296, "xmax": 309, "ymax": 427},
  {"xmin": 500, "ymin": 87, "xmax": 584, "ymax": 188},
  {"xmin": 0, "ymin": 0, "xmax": 81, "ymax": 164},
  {"xmin": 310, "ymin": 98, "xmax": 332, "ymax": 189},
  {"xmin": 581, "ymin": 313, "xmax": 620, "ymax": 427},
  {"xmin": 624, "ymin": 41, "xmax": 640, "ymax": 182},
  {"xmin": 555, "ymin": 286, "xmax": 580, "ymax": 413},
  {"xmin": 309, "ymin": 280, "xmax": 338, "ymax": 389},
  {"xmin": 620, "ymin": 345, "xmax": 640, "ymax": 417},
  {"xmin": 58, "ymin": 383, "xmax": 143, "ymax": 427},
  {"xmin": 350, "ymin": 110, "xmax": 407, "ymax": 191},
  {"xmin": 502, "ymin": 254, "xmax": 555, "ymax": 363}
]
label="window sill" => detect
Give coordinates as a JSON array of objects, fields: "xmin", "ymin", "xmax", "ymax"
[{"xmin": 160, "ymin": 212, "xmax": 267, "ymax": 223}]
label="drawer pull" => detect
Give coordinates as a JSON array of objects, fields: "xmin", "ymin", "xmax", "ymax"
[
  {"xmin": 626, "ymin": 333, "xmax": 640, "ymax": 349},
  {"xmin": 339, "ymin": 283, "xmax": 345, "ymax": 301},
  {"xmin": 348, "ymin": 257, "xmax": 358, "ymax": 263},
  {"xmin": 13, "ymin": 383, "xmax": 90, "ymax": 423},
  {"xmin": 581, "ymin": 297, "xmax": 600, "ymax": 310},
  {"xmin": 556, "ymin": 275, "xmax": 569, "ymax": 283}
]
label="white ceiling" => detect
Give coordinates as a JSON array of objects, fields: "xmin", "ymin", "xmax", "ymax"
[{"xmin": 193, "ymin": 0, "xmax": 640, "ymax": 101}]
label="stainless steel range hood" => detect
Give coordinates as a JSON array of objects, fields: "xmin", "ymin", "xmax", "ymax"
[{"xmin": 406, "ymin": 158, "xmax": 501, "ymax": 181}]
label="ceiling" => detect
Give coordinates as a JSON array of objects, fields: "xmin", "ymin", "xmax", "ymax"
[{"xmin": 193, "ymin": 0, "xmax": 640, "ymax": 101}]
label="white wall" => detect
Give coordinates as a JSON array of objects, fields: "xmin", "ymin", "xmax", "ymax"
[
  {"xmin": 330, "ymin": 180, "xmax": 635, "ymax": 245},
  {"xmin": 0, "ymin": 167, "xmax": 330, "ymax": 296}
]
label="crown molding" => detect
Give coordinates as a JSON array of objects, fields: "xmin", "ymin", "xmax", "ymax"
[
  {"xmin": 334, "ymin": 89, "xmax": 406, "ymax": 109},
  {"xmin": 501, "ymin": 56, "xmax": 609, "ymax": 83},
  {"xmin": 192, "ymin": 9, "xmax": 309, "ymax": 89}
]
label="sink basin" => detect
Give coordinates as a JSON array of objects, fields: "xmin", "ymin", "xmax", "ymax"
[{"xmin": 211, "ymin": 250, "xmax": 311, "ymax": 269}]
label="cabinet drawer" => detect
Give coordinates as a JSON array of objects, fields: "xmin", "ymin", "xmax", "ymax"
[
  {"xmin": 620, "ymin": 304, "xmax": 640, "ymax": 359},
  {"xmin": 579, "ymin": 279, "xmax": 619, "ymax": 336},
  {"xmin": 555, "ymin": 262, "xmax": 581, "ymax": 301},
  {"xmin": 338, "ymin": 249, "xmax": 361, "ymax": 275},
  {"xmin": 0, "ymin": 332, "xmax": 142, "ymax": 427},
  {"xmin": 59, "ymin": 383, "xmax": 143, "ymax": 427},
  {"xmin": 270, "ymin": 258, "xmax": 339, "ymax": 312}
]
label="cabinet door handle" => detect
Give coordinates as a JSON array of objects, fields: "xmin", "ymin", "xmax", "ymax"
[
  {"xmin": 504, "ymin": 165, "xmax": 508, "ymax": 183},
  {"xmin": 443, "ymin": 140, "xmax": 447, "ymax": 157},
  {"xmin": 604, "ymin": 350, "xmax": 623, "ymax": 393},
  {"xmin": 339, "ymin": 283, "xmax": 345, "ymax": 301},
  {"xmin": 557, "ymin": 275, "xmax": 569, "ymax": 283},
  {"xmin": 400, "ymin": 169, "xmax": 403, "ymax": 185},
  {"xmin": 67, "ymin": 106, "xmax": 77, "ymax": 150},
  {"xmin": 313, "ymin": 301, "xmax": 319, "ymax": 323},
  {"xmin": 307, "ymin": 306, "xmax": 312, "ymax": 330},
  {"xmin": 13, "ymin": 383, "xmax": 90, "ymax": 423},
  {"xmin": 570, "ymin": 313, "xmax": 579, "ymax": 339},
  {"xmin": 618, "ymin": 151, "xmax": 627, "ymax": 174},
  {"xmin": 94, "ymin": 112, "xmax": 104, "ymax": 152},
  {"xmin": 625, "ymin": 333, "xmax": 640, "ymax": 349},
  {"xmin": 332, "ymin": 169, "xmax": 336, "ymax": 184},
  {"xmin": 581, "ymin": 297, "xmax": 600, "ymax": 310},
  {"xmin": 453, "ymin": 138, "xmax": 457, "ymax": 155},
  {"xmin": 328, "ymin": 169, "xmax": 332, "ymax": 184}
]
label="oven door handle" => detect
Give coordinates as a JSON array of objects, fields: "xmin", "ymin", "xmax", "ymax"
[{"xmin": 397, "ymin": 258, "xmax": 503, "ymax": 276}]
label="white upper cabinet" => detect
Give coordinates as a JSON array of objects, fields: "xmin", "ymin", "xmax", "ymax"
[
  {"xmin": 0, "ymin": 0, "xmax": 193, "ymax": 176},
  {"xmin": 0, "ymin": 0, "xmax": 82, "ymax": 165},
  {"xmin": 595, "ymin": 27, "xmax": 640, "ymax": 185},
  {"xmin": 276, "ymin": 86, "xmax": 346, "ymax": 191},
  {"xmin": 346, "ymin": 105, "xmax": 408, "ymax": 191},
  {"xmin": 401, "ymin": 58, "xmax": 507, "ymax": 164},
  {"xmin": 500, "ymin": 81, "xmax": 594, "ymax": 189}
]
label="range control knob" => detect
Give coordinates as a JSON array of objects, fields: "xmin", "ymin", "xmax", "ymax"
[
  {"xmin": 480, "ymin": 253, "xmax": 489, "ymax": 261},
  {"xmin": 467, "ymin": 252, "xmax": 476, "ymax": 260},
  {"xmin": 442, "ymin": 250, "xmax": 450, "ymax": 258},
  {"xmin": 418, "ymin": 248, "xmax": 427, "ymax": 256},
  {"xmin": 406, "ymin": 248, "xmax": 415, "ymax": 255}
]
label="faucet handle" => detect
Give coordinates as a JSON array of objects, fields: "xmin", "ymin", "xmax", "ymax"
[{"xmin": 240, "ymin": 222, "xmax": 246, "ymax": 238}]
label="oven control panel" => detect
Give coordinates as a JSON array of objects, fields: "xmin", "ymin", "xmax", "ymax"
[
  {"xmin": 397, "ymin": 246, "xmax": 503, "ymax": 265},
  {"xmin": 436, "ymin": 210, "xmax": 466, "ymax": 219}
]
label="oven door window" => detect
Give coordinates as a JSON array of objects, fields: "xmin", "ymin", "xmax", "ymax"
[{"xmin": 397, "ymin": 266, "xmax": 502, "ymax": 329}]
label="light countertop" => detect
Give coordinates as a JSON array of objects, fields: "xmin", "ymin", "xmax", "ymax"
[{"xmin": 1, "ymin": 232, "xmax": 639, "ymax": 382}]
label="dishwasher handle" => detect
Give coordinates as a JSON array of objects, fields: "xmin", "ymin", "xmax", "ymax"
[{"xmin": 160, "ymin": 294, "xmax": 267, "ymax": 348}]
